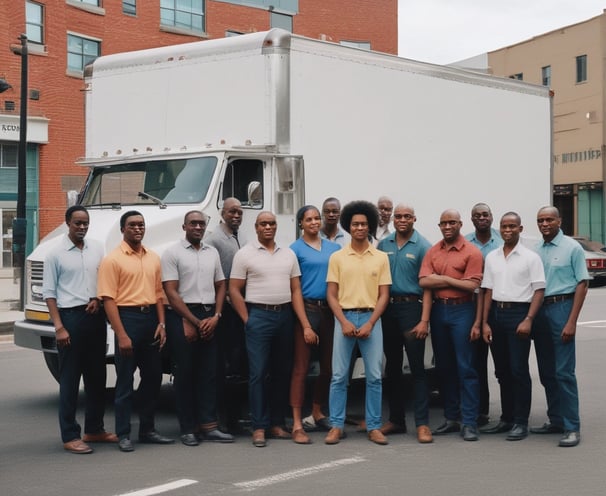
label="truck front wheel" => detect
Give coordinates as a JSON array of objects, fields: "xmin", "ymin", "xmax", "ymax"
[{"xmin": 43, "ymin": 352, "xmax": 60, "ymax": 383}]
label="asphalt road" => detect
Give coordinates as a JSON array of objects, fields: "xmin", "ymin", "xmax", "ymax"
[{"xmin": 1, "ymin": 287, "xmax": 605, "ymax": 496}]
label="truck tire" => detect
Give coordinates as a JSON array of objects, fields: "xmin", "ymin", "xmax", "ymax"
[{"xmin": 43, "ymin": 352, "xmax": 60, "ymax": 383}]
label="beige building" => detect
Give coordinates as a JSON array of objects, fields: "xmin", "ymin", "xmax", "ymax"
[{"xmin": 488, "ymin": 11, "xmax": 605, "ymax": 243}]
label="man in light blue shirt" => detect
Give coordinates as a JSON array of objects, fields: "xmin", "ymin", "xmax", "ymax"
[
  {"xmin": 531, "ymin": 206, "xmax": 589, "ymax": 447},
  {"xmin": 43, "ymin": 206, "xmax": 115, "ymax": 454}
]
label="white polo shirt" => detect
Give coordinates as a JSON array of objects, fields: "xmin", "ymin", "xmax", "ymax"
[{"xmin": 482, "ymin": 241, "xmax": 546, "ymax": 302}]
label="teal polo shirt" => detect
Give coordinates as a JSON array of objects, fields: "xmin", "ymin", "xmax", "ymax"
[
  {"xmin": 536, "ymin": 230, "xmax": 589, "ymax": 296},
  {"xmin": 377, "ymin": 230, "xmax": 431, "ymax": 296},
  {"xmin": 465, "ymin": 228, "xmax": 503, "ymax": 259}
]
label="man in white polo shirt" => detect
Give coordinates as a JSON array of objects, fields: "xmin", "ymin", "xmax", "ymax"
[{"xmin": 229, "ymin": 211, "xmax": 311, "ymax": 448}]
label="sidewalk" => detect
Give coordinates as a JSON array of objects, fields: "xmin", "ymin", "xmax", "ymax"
[{"xmin": 0, "ymin": 267, "xmax": 24, "ymax": 335}]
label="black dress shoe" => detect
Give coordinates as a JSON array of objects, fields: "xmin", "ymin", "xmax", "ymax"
[
  {"xmin": 480, "ymin": 421, "xmax": 514, "ymax": 434},
  {"xmin": 506, "ymin": 424, "xmax": 528, "ymax": 441},
  {"xmin": 139, "ymin": 431, "xmax": 175, "ymax": 444},
  {"xmin": 202, "ymin": 429, "xmax": 235, "ymax": 443},
  {"xmin": 558, "ymin": 430, "xmax": 580, "ymax": 447},
  {"xmin": 432, "ymin": 420, "xmax": 461, "ymax": 435},
  {"xmin": 118, "ymin": 437, "xmax": 134, "ymax": 452},
  {"xmin": 180, "ymin": 433, "xmax": 199, "ymax": 447},
  {"xmin": 461, "ymin": 425, "xmax": 479, "ymax": 441},
  {"xmin": 529, "ymin": 422, "xmax": 565, "ymax": 434},
  {"xmin": 477, "ymin": 414, "xmax": 490, "ymax": 427}
]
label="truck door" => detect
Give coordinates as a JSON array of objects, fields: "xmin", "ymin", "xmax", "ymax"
[{"xmin": 272, "ymin": 156, "xmax": 304, "ymax": 247}]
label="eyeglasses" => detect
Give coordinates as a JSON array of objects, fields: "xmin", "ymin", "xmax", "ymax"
[{"xmin": 394, "ymin": 214, "xmax": 414, "ymax": 220}]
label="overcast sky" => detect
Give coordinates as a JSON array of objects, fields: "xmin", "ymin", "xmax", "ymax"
[{"xmin": 398, "ymin": 0, "xmax": 606, "ymax": 64}]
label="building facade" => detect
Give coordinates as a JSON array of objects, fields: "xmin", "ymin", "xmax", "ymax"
[
  {"xmin": 0, "ymin": 0, "xmax": 397, "ymax": 267},
  {"xmin": 488, "ymin": 11, "xmax": 605, "ymax": 243}
]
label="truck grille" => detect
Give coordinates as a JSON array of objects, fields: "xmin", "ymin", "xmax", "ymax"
[{"xmin": 28, "ymin": 260, "xmax": 45, "ymax": 303}]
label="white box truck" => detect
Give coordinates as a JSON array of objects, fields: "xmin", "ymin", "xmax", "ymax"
[{"xmin": 14, "ymin": 29, "xmax": 552, "ymax": 380}]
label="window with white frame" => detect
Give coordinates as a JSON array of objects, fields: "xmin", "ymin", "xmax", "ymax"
[
  {"xmin": 26, "ymin": 1, "xmax": 44, "ymax": 44},
  {"xmin": 67, "ymin": 34, "xmax": 100, "ymax": 72},
  {"xmin": 160, "ymin": 0, "xmax": 204, "ymax": 33},
  {"xmin": 74, "ymin": 0, "xmax": 101, "ymax": 5}
]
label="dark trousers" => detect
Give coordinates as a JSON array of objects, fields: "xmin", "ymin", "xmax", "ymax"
[
  {"xmin": 488, "ymin": 304, "xmax": 531, "ymax": 425},
  {"xmin": 114, "ymin": 308, "xmax": 162, "ymax": 438},
  {"xmin": 382, "ymin": 300, "xmax": 429, "ymax": 427},
  {"xmin": 430, "ymin": 301, "xmax": 479, "ymax": 427},
  {"xmin": 474, "ymin": 337, "xmax": 490, "ymax": 417},
  {"xmin": 534, "ymin": 299, "xmax": 578, "ymax": 431},
  {"xmin": 245, "ymin": 305, "xmax": 294, "ymax": 430},
  {"xmin": 58, "ymin": 306, "xmax": 107, "ymax": 443},
  {"xmin": 290, "ymin": 304, "xmax": 334, "ymax": 409},
  {"xmin": 166, "ymin": 307, "xmax": 218, "ymax": 434}
]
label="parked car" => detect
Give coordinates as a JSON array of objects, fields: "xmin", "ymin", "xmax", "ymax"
[{"xmin": 573, "ymin": 237, "xmax": 606, "ymax": 283}]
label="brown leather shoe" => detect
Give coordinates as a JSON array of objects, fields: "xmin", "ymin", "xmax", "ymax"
[
  {"xmin": 325, "ymin": 427, "xmax": 345, "ymax": 445},
  {"xmin": 83, "ymin": 431, "xmax": 119, "ymax": 443},
  {"xmin": 379, "ymin": 421, "xmax": 406, "ymax": 435},
  {"xmin": 368, "ymin": 429, "xmax": 389, "ymax": 445},
  {"xmin": 292, "ymin": 428, "xmax": 311, "ymax": 444},
  {"xmin": 252, "ymin": 429, "xmax": 266, "ymax": 447},
  {"xmin": 417, "ymin": 425, "xmax": 433, "ymax": 444},
  {"xmin": 64, "ymin": 439, "xmax": 93, "ymax": 454},
  {"xmin": 268, "ymin": 426, "xmax": 291, "ymax": 439}
]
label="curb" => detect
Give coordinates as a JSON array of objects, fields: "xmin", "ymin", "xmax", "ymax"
[{"xmin": 0, "ymin": 321, "xmax": 14, "ymax": 335}]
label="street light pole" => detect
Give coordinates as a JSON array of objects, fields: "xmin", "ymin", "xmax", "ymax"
[{"xmin": 13, "ymin": 34, "xmax": 28, "ymax": 311}]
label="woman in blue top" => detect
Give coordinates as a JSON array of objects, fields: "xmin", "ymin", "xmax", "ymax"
[{"xmin": 289, "ymin": 205, "xmax": 341, "ymax": 444}]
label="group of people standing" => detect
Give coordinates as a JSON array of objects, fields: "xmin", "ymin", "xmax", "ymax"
[{"xmin": 42, "ymin": 195, "xmax": 587, "ymax": 454}]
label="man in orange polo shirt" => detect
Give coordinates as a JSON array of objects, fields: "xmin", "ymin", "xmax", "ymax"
[
  {"xmin": 98, "ymin": 210, "xmax": 174, "ymax": 452},
  {"xmin": 419, "ymin": 209, "xmax": 483, "ymax": 441}
]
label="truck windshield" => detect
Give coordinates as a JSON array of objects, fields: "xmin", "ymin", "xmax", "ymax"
[{"xmin": 80, "ymin": 157, "xmax": 217, "ymax": 206}]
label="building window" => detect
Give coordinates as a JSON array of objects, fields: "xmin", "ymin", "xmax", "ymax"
[
  {"xmin": 509, "ymin": 73, "xmax": 523, "ymax": 81},
  {"xmin": 160, "ymin": 0, "xmax": 204, "ymax": 33},
  {"xmin": 542, "ymin": 65, "xmax": 551, "ymax": 87},
  {"xmin": 67, "ymin": 34, "xmax": 100, "ymax": 72},
  {"xmin": 270, "ymin": 12, "xmax": 292, "ymax": 31},
  {"xmin": 0, "ymin": 143, "xmax": 18, "ymax": 168},
  {"xmin": 75, "ymin": 0, "xmax": 100, "ymax": 5},
  {"xmin": 26, "ymin": 1, "xmax": 44, "ymax": 44},
  {"xmin": 123, "ymin": 0, "xmax": 136, "ymax": 15},
  {"xmin": 576, "ymin": 55, "xmax": 587, "ymax": 83}
]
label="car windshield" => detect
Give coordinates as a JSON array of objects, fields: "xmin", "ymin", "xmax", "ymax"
[{"xmin": 80, "ymin": 157, "xmax": 217, "ymax": 206}]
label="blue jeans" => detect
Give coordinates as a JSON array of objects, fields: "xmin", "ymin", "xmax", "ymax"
[
  {"xmin": 533, "ymin": 299, "xmax": 579, "ymax": 431},
  {"xmin": 166, "ymin": 307, "xmax": 217, "ymax": 434},
  {"xmin": 382, "ymin": 301, "xmax": 429, "ymax": 426},
  {"xmin": 114, "ymin": 308, "xmax": 162, "ymax": 438},
  {"xmin": 430, "ymin": 301, "xmax": 479, "ymax": 427},
  {"xmin": 488, "ymin": 304, "xmax": 531, "ymax": 425},
  {"xmin": 329, "ymin": 311, "xmax": 383, "ymax": 431},
  {"xmin": 245, "ymin": 305, "xmax": 294, "ymax": 430},
  {"xmin": 58, "ymin": 306, "xmax": 107, "ymax": 443}
]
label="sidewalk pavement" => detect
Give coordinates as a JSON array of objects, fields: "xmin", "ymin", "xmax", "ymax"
[{"xmin": 0, "ymin": 267, "xmax": 23, "ymax": 335}]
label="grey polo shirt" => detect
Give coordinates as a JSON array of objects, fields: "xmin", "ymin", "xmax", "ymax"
[
  {"xmin": 42, "ymin": 234, "xmax": 104, "ymax": 308},
  {"xmin": 230, "ymin": 240, "xmax": 301, "ymax": 305},
  {"xmin": 205, "ymin": 223, "xmax": 244, "ymax": 278},
  {"xmin": 161, "ymin": 239, "xmax": 225, "ymax": 304}
]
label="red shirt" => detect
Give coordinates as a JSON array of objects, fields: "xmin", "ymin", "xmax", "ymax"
[{"xmin": 419, "ymin": 235, "xmax": 483, "ymax": 299}]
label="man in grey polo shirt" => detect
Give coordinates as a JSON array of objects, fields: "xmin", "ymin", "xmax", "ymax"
[
  {"xmin": 229, "ymin": 211, "xmax": 311, "ymax": 447},
  {"xmin": 43, "ymin": 205, "xmax": 117, "ymax": 454},
  {"xmin": 162, "ymin": 210, "xmax": 234, "ymax": 446}
]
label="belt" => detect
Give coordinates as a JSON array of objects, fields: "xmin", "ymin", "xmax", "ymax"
[
  {"xmin": 249, "ymin": 303, "xmax": 291, "ymax": 312},
  {"xmin": 389, "ymin": 295, "xmax": 421, "ymax": 304},
  {"xmin": 185, "ymin": 303, "xmax": 215, "ymax": 312},
  {"xmin": 59, "ymin": 304, "xmax": 88, "ymax": 313},
  {"xmin": 304, "ymin": 298, "xmax": 329, "ymax": 308},
  {"xmin": 343, "ymin": 307, "xmax": 374, "ymax": 313},
  {"xmin": 494, "ymin": 301, "xmax": 529, "ymax": 309},
  {"xmin": 543, "ymin": 293, "xmax": 575, "ymax": 305},
  {"xmin": 434, "ymin": 295, "xmax": 474, "ymax": 305},
  {"xmin": 119, "ymin": 305, "xmax": 154, "ymax": 314}
]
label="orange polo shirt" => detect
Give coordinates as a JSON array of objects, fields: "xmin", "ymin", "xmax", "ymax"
[
  {"xmin": 419, "ymin": 235, "xmax": 483, "ymax": 299},
  {"xmin": 98, "ymin": 241, "xmax": 163, "ymax": 306}
]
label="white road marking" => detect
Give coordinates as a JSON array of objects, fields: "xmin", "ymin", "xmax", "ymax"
[
  {"xmin": 234, "ymin": 456, "xmax": 366, "ymax": 491},
  {"xmin": 114, "ymin": 479, "xmax": 198, "ymax": 496}
]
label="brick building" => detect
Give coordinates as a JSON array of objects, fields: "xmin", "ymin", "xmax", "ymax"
[{"xmin": 0, "ymin": 0, "xmax": 397, "ymax": 267}]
